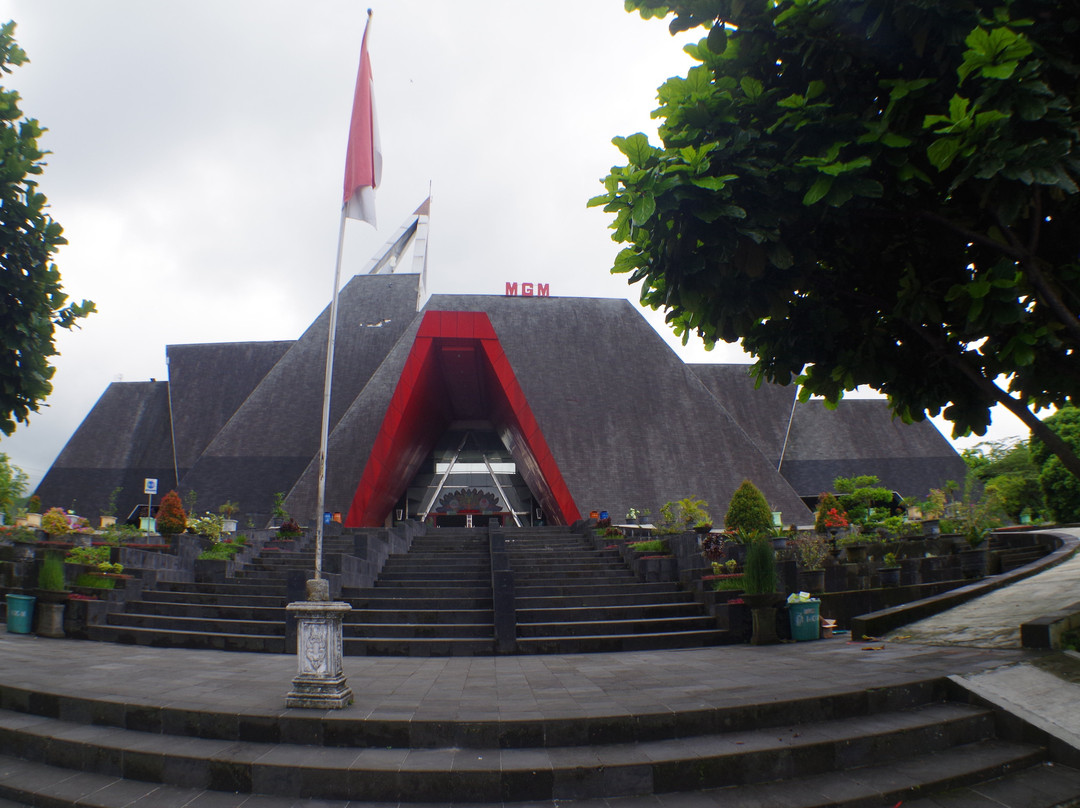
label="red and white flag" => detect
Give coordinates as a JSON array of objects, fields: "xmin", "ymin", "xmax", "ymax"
[{"xmin": 343, "ymin": 11, "xmax": 381, "ymax": 225}]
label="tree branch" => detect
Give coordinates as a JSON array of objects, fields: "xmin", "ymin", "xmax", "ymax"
[{"xmin": 901, "ymin": 317, "xmax": 1080, "ymax": 480}]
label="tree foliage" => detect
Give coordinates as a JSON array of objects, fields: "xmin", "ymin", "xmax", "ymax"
[
  {"xmin": 963, "ymin": 437, "xmax": 1042, "ymax": 520},
  {"xmin": 0, "ymin": 451, "xmax": 27, "ymax": 523},
  {"xmin": 0, "ymin": 22, "xmax": 94, "ymax": 436},
  {"xmin": 591, "ymin": 0, "xmax": 1080, "ymax": 478},
  {"xmin": 1029, "ymin": 407, "xmax": 1080, "ymax": 522}
]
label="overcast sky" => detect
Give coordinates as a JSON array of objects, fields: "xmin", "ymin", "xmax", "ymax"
[{"xmin": 0, "ymin": 1, "xmax": 1027, "ymax": 490}]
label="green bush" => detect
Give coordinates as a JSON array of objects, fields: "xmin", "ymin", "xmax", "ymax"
[
  {"xmin": 743, "ymin": 538, "xmax": 778, "ymax": 595},
  {"xmin": 38, "ymin": 550, "xmax": 66, "ymax": 591},
  {"xmin": 628, "ymin": 539, "xmax": 669, "ymax": 553},
  {"xmin": 41, "ymin": 507, "xmax": 70, "ymax": 536},
  {"xmin": 74, "ymin": 573, "xmax": 115, "ymax": 589},
  {"xmin": 724, "ymin": 480, "xmax": 773, "ymax": 537},
  {"xmin": 711, "ymin": 575, "xmax": 745, "ymax": 591}
]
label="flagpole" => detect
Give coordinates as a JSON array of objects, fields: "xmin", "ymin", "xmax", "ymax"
[
  {"xmin": 313, "ymin": 207, "xmax": 349, "ymax": 581},
  {"xmin": 313, "ymin": 7, "xmax": 376, "ymax": 587}
]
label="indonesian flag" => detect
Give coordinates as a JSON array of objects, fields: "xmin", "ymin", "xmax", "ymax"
[{"xmin": 343, "ymin": 11, "xmax": 381, "ymax": 225}]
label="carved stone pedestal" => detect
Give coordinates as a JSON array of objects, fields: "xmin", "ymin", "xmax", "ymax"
[{"xmin": 285, "ymin": 584, "xmax": 352, "ymax": 709}]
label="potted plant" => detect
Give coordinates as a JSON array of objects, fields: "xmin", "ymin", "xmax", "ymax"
[
  {"xmin": 743, "ymin": 537, "xmax": 782, "ymax": 645},
  {"xmin": 99, "ymin": 486, "xmax": 122, "ymax": 528},
  {"xmin": 725, "ymin": 480, "xmax": 774, "ymax": 537},
  {"xmin": 25, "ymin": 494, "xmax": 42, "ymax": 527},
  {"xmin": 270, "ymin": 492, "xmax": 288, "ymax": 528},
  {"xmin": 40, "ymin": 507, "xmax": 71, "ymax": 539},
  {"xmin": 155, "ymin": 490, "xmax": 187, "ymax": 536},
  {"xmin": 34, "ymin": 550, "xmax": 69, "ymax": 637},
  {"xmin": 877, "ymin": 552, "xmax": 901, "ymax": 587},
  {"xmin": 218, "ymin": 500, "xmax": 240, "ymax": 533},
  {"xmin": 790, "ymin": 532, "xmax": 828, "ymax": 593}
]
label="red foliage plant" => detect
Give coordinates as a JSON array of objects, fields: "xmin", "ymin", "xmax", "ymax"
[{"xmin": 155, "ymin": 490, "xmax": 187, "ymax": 535}]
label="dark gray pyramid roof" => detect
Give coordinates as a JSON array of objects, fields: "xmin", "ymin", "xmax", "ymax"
[
  {"xmin": 33, "ymin": 381, "xmax": 175, "ymax": 520},
  {"xmin": 286, "ymin": 294, "xmax": 813, "ymax": 526},
  {"xmin": 781, "ymin": 399, "xmax": 969, "ymax": 499},
  {"xmin": 167, "ymin": 341, "xmax": 292, "ymax": 474},
  {"xmin": 176, "ymin": 273, "xmax": 420, "ymax": 518},
  {"xmin": 689, "ymin": 364, "xmax": 797, "ymax": 467}
]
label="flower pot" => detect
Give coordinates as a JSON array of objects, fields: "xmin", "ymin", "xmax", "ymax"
[
  {"xmin": 877, "ymin": 567, "xmax": 900, "ymax": 587},
  {"xmin": 99, "ymin": 515, "xmax": 117, "ymax": 528},
  {"xmin": 796, "ymin": 568, "xmax": 826, "ymax": 594},
  {"xmin": 221, "ymin": 518, "xmax": 238, "ymax": 533},
  {"xmin": 743, "ymin": 592, "xmax": 784, "ymax": 646},
  {"xmin": 842, "ymin": 544, "xmax": 868, "ymax": 564},
  {"xmin": 25, "ymin": 513, "xmax": 42, "ymax": 527},
  {"xmin": 958, "ymin": 547, "xmax": 988, "ymax": 579}
]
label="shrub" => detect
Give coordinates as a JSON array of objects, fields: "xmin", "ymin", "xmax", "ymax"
[
  {"xmin": 155, "ymin": 490, "xmax": 187, "ymax": 535},
  {"xmin": 789, "ymin": 532, "xmax": 828, "ymax": 571},
  {"xmin": 41, "ymin": 507, "xmax": 70, "ymax": 536},
  {"xmin": 743, "ymin": 537, "xmax": 778, "ymax": 595},
  {"xmin": 814, "ymin": 492, "xmax": 844, "ymax": 534},
  {"xmin": 628, "ymin": 539, "xmax": 669, "ymax": 553},
  {"xmin": 38, "ymin": 550, "xmax": 66, "ymax": 591},
  {"xmin": 66, "ymin": 545, "xmax": 110, "ymax": 567},
  {"xmin": 189, "ymin": 513, "xmax": 223, "ymax": 541},
  {"xmin": 724, "ymin": 480, "xmax": 773, "ymax": 537},
  {"xmin": 278, "ymin": 518, "xmax": 303, "ymax": 539},
  {"xmin": 27, "ymin": 494, "xmax": 41, "ymax": 513}
]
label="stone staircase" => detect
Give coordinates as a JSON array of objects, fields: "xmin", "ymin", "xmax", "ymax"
[
  {"xmin": 507, "ymin": 527, "xmax": 725, "ymax": 653},
  {"xmin": 87, "ymin": 534, "xmax": 340, "ymax": 652},
  {"xmin": 86, "ymin": 526, "xmax": 726, "ymax": 656},
  {"xmin": 0, "ymin": 673, "xmax": 1078, "ymax": 806},
  {"xmin": 341, "ymin": 528, "xmax": 497, "ymax": 656}
]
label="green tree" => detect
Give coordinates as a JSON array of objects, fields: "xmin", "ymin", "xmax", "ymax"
[
  {"xmin": 0, "ymin": 22, "xmax": 94, "ymax": 436},
  {"xmin": 591, "ymin": 0, "xmax": 1080, "ymax": 479},
  {"xmin": 0, "ymin": 452, "xmax": 27, "ymax": 523},
  {"xmin": 723, "ymin": 478, "xmax": 774, "ymax": 536},
  {"xmin": 833, "ymin": 474, "xmax": 892, "ymax": 525},
  {"xmin": 1030, "ymin": 408, "xmax": 1080, "ymax": 522},
  {"xmin": 963, "ymin": 438, "xmax": 1043, "ymax": 521}
]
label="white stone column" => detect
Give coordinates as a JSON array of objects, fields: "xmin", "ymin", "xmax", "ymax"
[{"xmin": 285, "ymin": 579, "xmax": 353, "ymax": 709}]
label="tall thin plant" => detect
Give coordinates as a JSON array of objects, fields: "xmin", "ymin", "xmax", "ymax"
[{"xmin": 743, "ymin": 537, "xmax": 778, "ymax": 595}]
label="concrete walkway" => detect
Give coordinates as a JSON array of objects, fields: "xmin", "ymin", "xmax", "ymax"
[
  {"xmin": 0, "ymin": 629, "xmax": 1027, "ymax": 722},
  {"xmin": 884, "ymin": 528, "xmax": 1080, "ymax": 761},
  {"xmin": 887, "ymin": 528, "xmax": 1080, "ymax": 649}
]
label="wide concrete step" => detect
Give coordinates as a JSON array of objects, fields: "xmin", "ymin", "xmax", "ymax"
[
  {"xmin": 344, "ymin": 636, "xmax": 496, "ymax": 656},
  {"xmin": 516, "ymin": 628, "xmax": 727, "ymax": 654},
  {"xmin": 4, "ymin": 749, "xmax": 1077, "ymax": 808},
  {"xmin": 86, "ymin": 624, "xmax": 285, "ymax": 653},
  {"xmin": 517, "ymin": 602, "xmax": 703, "ymax": 623},
  {"xmin": 138, "ymin": 590, "xmax": 286, "ymax": 607},
  {"xmin": 153, "ymin": 580, "xmax": 285, "ymax": 596},
  {"xmin": 0, "ymin": 701, "xmax": 1043, "ymax": 803},
  {"xmin": 117, "ymin": 600, "xmax": 286, "ymax": 621},
  {"xmin": 346, "ymin": 595, "xmax": 493, "ymax": 610},
  {"xmin": 345, "ymin": 622, "xmax": 493, "ymax": 639},
  {"xmin": 517, "ymin": 613, "xmax": 715, "ymax": 636},
  {"xmin": 106, "ymin": 613, "xmax": 285, "ymax": 636},
  {"xmin": 516, "ymin": 584, "xmax": 693, "ymax": 602},
  {"xmin": 346, "ymin": 608, "xmax": 493, "ymax": 624}
]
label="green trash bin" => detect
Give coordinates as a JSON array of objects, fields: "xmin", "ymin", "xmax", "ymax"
[
  {"xmin": 788, "ymin": 600, "xmax": 820, "ymax": 641},
  {"xmin": 5, "ymin": 594, "xmax": 35, "ymax": 634}
]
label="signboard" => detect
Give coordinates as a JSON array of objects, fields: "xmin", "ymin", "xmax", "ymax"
[{"xmin": 144, "ymin": 478, "xmax": 158, "ymax": 495}]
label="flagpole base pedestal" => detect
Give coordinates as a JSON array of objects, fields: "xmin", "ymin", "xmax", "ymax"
[{"xmin": 285, "ymin": 596, "xmax": 352, "ymax": 710}]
